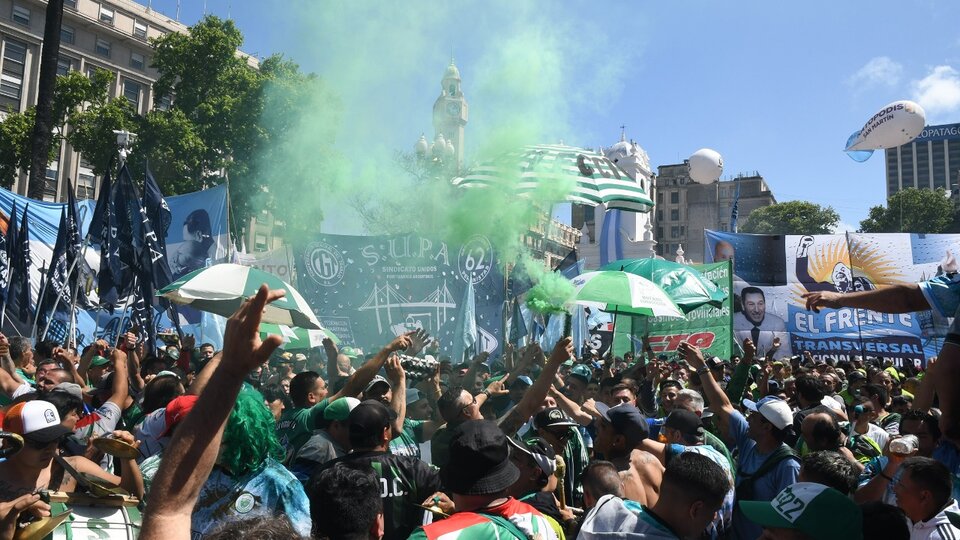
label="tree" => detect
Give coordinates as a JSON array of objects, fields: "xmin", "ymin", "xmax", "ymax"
[
  {"xmin": 27, "ymin": 0, "xmax": 64, "ymax": 200},
  {"xmin": 858, "ymin": 188, "xmax": 956, "ymax": 233},
  {"xmin": 740, "ymin": 201, "xmax": 840, "ymax": 235},
  {"xmin": 0, "ymin": 69, "xmax": 116, "ymax": 187}
]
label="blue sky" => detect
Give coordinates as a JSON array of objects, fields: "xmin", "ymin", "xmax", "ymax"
[{"xmin": 139, "ymin": 1, "xmax": 960, "ymax": 231}]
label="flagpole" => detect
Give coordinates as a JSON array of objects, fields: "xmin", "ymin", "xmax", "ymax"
[
  {"xmin": 38, "ymin": 239, "xmax": 90, "ymax": 342},
  {"xmin": 32, "ymin": 263, "xmax": 47, "ymax": 340},
  {"xmin": 114, "ymin": 275, "xmax": 140, "ymax": 341}
]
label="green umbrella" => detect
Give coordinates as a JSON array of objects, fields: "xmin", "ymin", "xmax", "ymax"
[
  {"xmin": 571, "ymin": 271, "xmax": 684, "ymax": 318},
  {"xmin": 158, "ymin": 263, "xmax": 323, "ymax": 329},
  {"xmin": 600, "ymin": 258, "xmax": 727, "ymax": 313},
  {"xmin": 259, "ymin": 323, "xmax": 339, "ymax": 351}
]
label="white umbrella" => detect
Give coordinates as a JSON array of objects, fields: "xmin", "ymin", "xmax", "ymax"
[{"xmin": 570, "ymin": 270, "xmax": 684, "ymax": 319}]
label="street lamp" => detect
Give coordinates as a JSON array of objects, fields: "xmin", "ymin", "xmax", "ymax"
[{"xmin": 114, "ymin": 130, "xmax": 137, "ymax": 165}]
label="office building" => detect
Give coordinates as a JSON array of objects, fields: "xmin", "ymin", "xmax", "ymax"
[
  {"xmin": 884, "ymin": 122, "xmax": 960, "ymax": 198},
  {"xmin": 653, "ymin": 164, "xmax": 777, "ymax": 263}
]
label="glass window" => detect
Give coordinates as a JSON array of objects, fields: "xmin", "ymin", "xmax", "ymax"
[
  {"xmin": 60, "ymin": 24, "xmax": 75, "ymax": 44},
  {"xmin": 99, "ymin": 4, "xmax": 114, "ymax": 24},
  {"xmin": 123, "ymin": 79, "xmax": 141, "ymax": 108},
  {"xmin": 12, "ymin": 4, "xmax": 30, "ymax": 25},
  {"xmin": 44, "ymin": 161, "xmax": 59, "ymax": 202},
  {"xmin": 670, "ymin": 209, "xmax": 680, "ymax": 221},
  {"xmin": 0, "ymin": 39, "xmax": 27, "ymax": 110},
  {"xmin": 56, "ymin": 56, "xmax": 74, "ymax": 76},
  {"xmin": 130, "ymin": 52, "xmax": 144, "ymax": 70},
  {"xmin": 64, "ymin": 0, "xmax": 77, "ymax": 8},
  {"xmin": 657, "ymin": 192, "xmax": 663, "ymax": 203},
  {"xmin": 254, "ymin": 234, "xmax": 268, "ymax": 252},
  {"xmin": 95, "ymin": 38, "xmax": 111, "ymax": 57},
  {"xmin": 134, "ymin": 20, "xmax": 148, "ymax": 40},
  {"xmin": 77, "ymin": 161, "xmax": 96, "ymax": 200},
  {"xmin": 156, "ymin": 93, "xmax": 172, "ymax": 111},
  {"xmin": 656, "ymin": 227, "xmax": 663, "ymax": 239},
  {"xmin": 670, "ymin": 191, "xmax": 679, "ymax": 204},
  {"xmin": 671, "ymin": 226, "xmax": 680, "ymax": 238}
]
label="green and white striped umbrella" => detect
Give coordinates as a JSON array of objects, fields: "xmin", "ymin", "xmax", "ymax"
[
  {"xmin": 571, "ymin": 270, "xmax": 684, "ymax": 318},
  {"xmin": 259, "ymin": 323, "xmax": 339, "ymax": 351},
  {"xmin": 452, "ymin": 144, "xmax": 654, "ymax": 212},
  {"xmin": 157, "ymin": 263, "xmax": 323, "ymax": 330}
]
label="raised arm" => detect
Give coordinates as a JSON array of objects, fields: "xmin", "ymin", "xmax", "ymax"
[
  {"xmin": 139, "ymin": 285, "xmax": 284, "ymax": 540},
  {"xmin": 323, "ymin": 337, "xmax": 340, "ymax": 384},
  {"xmin": 547, "ymin": 385, "xmax": 593, "ymax": 426},
  {"xmin": 330, "ymin": 332, "xmax": 414, "ymax": 402},
  {"xmin": 679, "ymin": 340, "xmax": 734, "ymax": 442},
  {"xmin": 498, "ymin": 339, "xmax": 573, "ymax": 436},
  {"xmin": 803, "ymin": 284, "xmax": 928, "ymax": 314},
  {"xmin": 385, "ymin": 354, "xmax": 406, "ymax": 436},
  {"xmin": 105, "ymin": 348, "xmax": 129, "ymax": 409},
  {"xmin": 185, "ymin": 351, "xmax": 222, "ymax": 396}
]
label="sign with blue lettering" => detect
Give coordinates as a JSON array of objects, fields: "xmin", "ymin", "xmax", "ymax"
[{"xmin": 912, "ymin": 123, "xmax": 960, "ymax": 143}]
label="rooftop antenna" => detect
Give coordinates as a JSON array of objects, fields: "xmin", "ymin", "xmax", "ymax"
[
  {"xmin": 620, "ymin": 124, "xmax": 626, "ymax": 141},
  {"xmin": 176, "ymin": 0, "xmax": 181, "ymax": 20}
]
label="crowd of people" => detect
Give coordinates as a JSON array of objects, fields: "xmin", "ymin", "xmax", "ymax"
[{"xmin": 0, "ymin": 281, "xmax": 959, "ymax": 540}]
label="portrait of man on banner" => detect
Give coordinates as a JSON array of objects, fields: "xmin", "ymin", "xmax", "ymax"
[{"xmin": 733, "ymin": 286, "xmax": 791, "ymax": 357}]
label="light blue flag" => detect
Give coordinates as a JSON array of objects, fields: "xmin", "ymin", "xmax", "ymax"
[
  {"xmin": 452, "ymin": 279, "xmax": 478, "ymax": 363},
  {"xmin": 572, "ymin": 306, "xmax": 590, "ymax": 357},
  {"xmin": 538, "ymin": 312, "xmax": 565, "ymax": 352}
]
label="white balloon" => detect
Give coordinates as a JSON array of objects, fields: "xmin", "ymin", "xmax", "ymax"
[
  {"xmin": 688, "ymin": 148, "xmax": 723, "ymax": 184},
  {"xmin": 846, "ymin": 100, "xmax": 926, "ymax": 151}
]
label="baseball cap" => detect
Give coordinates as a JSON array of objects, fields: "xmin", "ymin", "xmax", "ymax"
[
  {"xmin": 848, "ymin": 370, "xmax": 867, "ymax": 383},
  {"xmin": 89, "ymin": 355, "xmax": 111, "ymax": 368},
  {"xmin": 511, "ymin": 375, "xmax": 533, "ymax": 388},
  {"xmin": 663, "ymin": 409, "xmax": 703, "ymax": 439},
  {"xmin": 52, "ymin": 382, "xmax": 83, "ymax": 401},
  {"xmin": 323, "ymin": 397, "xmax": 361, "ymax": 422},
  {"xmin": 348, "ymin": 400, "xmax": 398, "ymax": 442},
  {"xmin": 163, "ymin": 395, "xmax": 199, "ymax": 436},
  {"xmin": 405, "ymin": 388, "xmax": 423, "ymax": 406},
  {"xmin": 294, "ymin": 353, "xmax": 307, "ymax": 362},
  {"xmin": 742, "ymin": 396, "xmax": 792, "ymax": 430},
  {"xmin": 340, "ymin": 347, "xmax": 360, "ymax": 359},
  {"xmin": 740, "ymin": 482, "xmax": 862, "ymax": 540},
  {"xmin": 533, "ymin": 407, "xmax": 578, "ymax": 430},
  {"xmin": 444, "ymin": 420, "xmax": 519, "ymax": 495},
  {"xmin": 3, "ymin": 401, "xmax": 72, "ymax": 443},
  {"xmin": 561, "ymin": 359, "xmax": 574, "ymax": 367},
  {"xmin": 569, "ymin": 364, "xmax": 592, "ymax": 384},
  {"xmin": 507, "ymin": 436, "xmax": 556, "ymax": 477},
  {"xmin": 596, "ymin": 403, "xmax": 649, "ymax": 445},
  {"xmin": 364, "ymin": 375, "xmax": 392, "ymax": 393}
]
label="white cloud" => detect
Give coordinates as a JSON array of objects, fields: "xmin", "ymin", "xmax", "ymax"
[
  {"xmin": 911, "ymin": 65, "xmax": 960, "ymax": 118},
  {"xmin": 847, "ymin": 56, "xmax": 903, "ymax": 89}
]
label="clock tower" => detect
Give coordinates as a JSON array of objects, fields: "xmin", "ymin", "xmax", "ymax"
[{"xmin": 432, "ymin": 60, "xmax": 468, "ymax": 169}]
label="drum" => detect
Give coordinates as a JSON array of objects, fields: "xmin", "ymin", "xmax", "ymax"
[{"xmin": 36, "ymin": 498, "xmax": 141, "ymax": 540}]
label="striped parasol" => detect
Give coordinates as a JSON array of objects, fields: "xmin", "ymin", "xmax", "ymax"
[
  {"xmin": 452, "ymin": 144, "xmax": 654, "ymax": 212},
  {"xmin": 157, "ymin": 263, "xmax": 323, "ymax": 330},
  {"xmin": 259, "ymin": 323, "xmax": 339, "ymax": 350}
]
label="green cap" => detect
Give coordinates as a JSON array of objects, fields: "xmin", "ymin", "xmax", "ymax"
[
  {"xmin": 323, "ymin": 397, "xmax": 360, "ymax": 421},
  {"xmin": 569, "ymin": 364, "xmax": 592, "ymax": 383},
  {"xmin": 89, "ymin": 355, "xmax": 111, "ymax": 368},
  {"xmin": 740, "ymin": 483, "xmax": 862, "ymax": 540},
  {"xmin": 340, "ymin": 347, "xmax": 360, "ymax": 359},
  {"xmin": 562, "ymin": 359, "xmax": 575, "ymax": 367}
]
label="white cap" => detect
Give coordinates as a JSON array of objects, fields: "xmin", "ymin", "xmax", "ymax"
[{"xmin": 743, "ymin": 396, "xmax": 793, "ymax": 430}]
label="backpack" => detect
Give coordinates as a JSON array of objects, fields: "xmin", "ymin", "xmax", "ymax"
[{"xmin": 735, "ymin": 445, "xmax": 799, "ymax": 501}]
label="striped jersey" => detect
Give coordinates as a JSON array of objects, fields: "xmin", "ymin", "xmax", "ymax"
[{"xmin": 408, "ymin": 497, "xmax": 558, "ymax": 540}]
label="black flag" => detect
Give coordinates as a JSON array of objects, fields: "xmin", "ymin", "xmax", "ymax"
[
  {"xmin": 9, "ymin": 204, "xmax": 31, "ymax": 324},
  {"xmin": 91, "ymin": 170, "xmax": 120, "ymax": 310},
  {"xmin": 38, "ymin": 209, "xmax": 71, "ymax": 334},
  {"xmin": 0, "ymin": 202, "xmax": 17, "ymax": 320}
]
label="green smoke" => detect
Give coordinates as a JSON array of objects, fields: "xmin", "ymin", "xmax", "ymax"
[{"xmin": 254, "ymin": 0, "xmax": 637, "ymax": 277}]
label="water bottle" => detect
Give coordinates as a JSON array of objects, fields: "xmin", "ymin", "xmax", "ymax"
[{"xmin": 889, "ymin": 435, "xmax": 919, "ymax": 455}]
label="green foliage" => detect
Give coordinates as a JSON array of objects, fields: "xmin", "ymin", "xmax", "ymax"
[
  {"xmin": 0, "ymin": 109, "xmax": 35, "ymax": 188},
  {"xmin": 858, "ymin": 188, "xmax": 956, "ymax": 233},
  {"xmin": 740, "ymin": 201, "xmax": 840, "ymax": 235}
]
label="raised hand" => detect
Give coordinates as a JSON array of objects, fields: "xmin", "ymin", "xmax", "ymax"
[
  {"xmin": 678, "ymin": 340, "xmax": 706, "ymax": 371},
  {"xmin": 549, "ymin": 337, "xmax": 574, "ymax": 364},
  {"xmin": 742, "ymin": 338, "xmax": 757, "ymax": 362},
  {"xmin": 802, "ymin": 291, "xmax": 843, "ymax": 313},
  {"xmin": 385, "ymin": 354, "xmax": 406, "ymax": 384},
  {"xmin": 220, "ymin": 284, "xmax": 286, "ymax": 378},
  {"xmin": 386, "ymin": 331, "xmax": 415, "ymax": 353},
  {"xmin": 407, "ymin": 328, "xmax": 432, "ymax": 357}
]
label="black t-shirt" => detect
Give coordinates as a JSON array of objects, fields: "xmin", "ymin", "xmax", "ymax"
[{"xmin": 314, "ymin": 450, "xmax": 441, "ymax": 540}]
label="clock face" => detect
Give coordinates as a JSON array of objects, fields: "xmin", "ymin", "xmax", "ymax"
[{"xmin": 446, "ymin": 102, "xmax": 461, "ymax": 116}]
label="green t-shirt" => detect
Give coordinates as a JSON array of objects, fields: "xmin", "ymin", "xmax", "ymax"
[
  {"xmin": 429, "ymin": 424, "xmax": 457, "ymax": 470},
  {"xmin": 703, "ymin": 429, "xmax": 737, "ymax": 480},
  {"xmin": 277, "ymin": 398, "xmax": 329, "ymax": 462},
  {"xmin": 388, "ymin": 418, "xmax": 426, "ymax": 458}
]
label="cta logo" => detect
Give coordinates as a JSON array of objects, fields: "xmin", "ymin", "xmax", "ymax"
[{"xmin": 304, "ymin": 241, "xmax": 345, "ymax": 287}]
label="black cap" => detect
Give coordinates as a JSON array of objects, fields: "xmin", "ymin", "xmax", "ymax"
[
  {"xmin": 533, "ymin": 407, "xmax": 578, "ymax": 430},
  {"xmin": 507, "ymin": 436, "xmax": 557, "ymax": 476},
  {"xmin": 444, "ymin": 420, "xmax": 520, "ymax": 495},
  {"xmin": 596, "ymin": 403, "xmax": 649, "ymax": 446},
  {"xmin": 663, "ymin": 409, "xmax": 704, "ymax": 439},
  {"xmin": 347, "ymin": 400, "xmax": 397, "ymax": 442}
]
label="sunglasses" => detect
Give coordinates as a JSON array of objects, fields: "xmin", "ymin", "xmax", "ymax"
[
  {"xmin": 460, "ymin": 395, "xmax": 478, "ymax": 414},
  {"xmin": 547, "ymin": 428, "xmax": 573, "ymax": 441}
]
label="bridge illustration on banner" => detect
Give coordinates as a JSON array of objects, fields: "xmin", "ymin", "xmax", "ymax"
[{"xmin": 358, "ymin": 281, "xmax": 458, "ymax": 335}]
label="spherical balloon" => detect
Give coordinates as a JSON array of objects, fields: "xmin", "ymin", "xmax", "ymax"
[{"xmin": 688, "ymin": 148, "xmax": 723, "ymax": 184}]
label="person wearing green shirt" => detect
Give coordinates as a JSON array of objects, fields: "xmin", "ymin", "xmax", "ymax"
[{"xmin": 277, "ymin": 332, "xmax": 414, "ymax": 462}]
